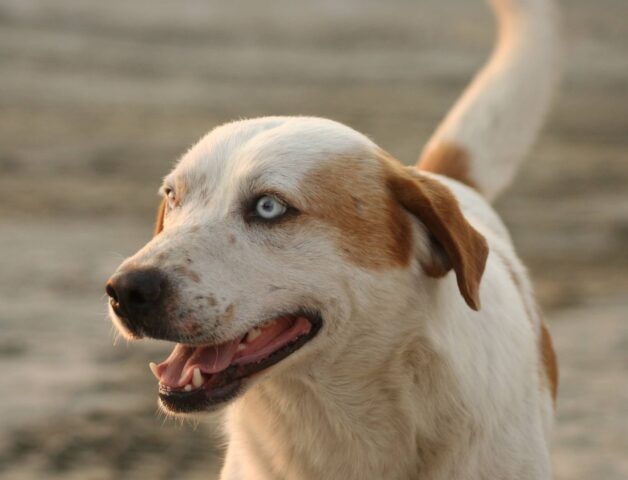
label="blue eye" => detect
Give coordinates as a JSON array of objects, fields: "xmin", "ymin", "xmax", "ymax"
[{"xmin": 255, "ymin": 195, "xmax": 287, "ymax": 220}]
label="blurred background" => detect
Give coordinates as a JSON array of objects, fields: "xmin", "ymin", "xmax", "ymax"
[{"xmin": 0, "ymin": 0, "xmax": 626, "ymax": 478}]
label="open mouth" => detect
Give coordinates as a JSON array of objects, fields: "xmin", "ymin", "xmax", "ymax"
[{"xmin": 150, "ymin": 311, "xmax": 322, "ymax": 413}]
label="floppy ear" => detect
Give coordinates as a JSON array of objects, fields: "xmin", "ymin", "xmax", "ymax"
[
  {"xmin": 387, "ymin": 168, "xmax": 488, "ymax": 310},
  {"xmin": 154, "ymin": 198, "xmax": 166, "ymax": 236}
]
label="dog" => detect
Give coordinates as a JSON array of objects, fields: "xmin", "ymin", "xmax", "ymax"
[{"xmin": 106, "ymin": 0, "xmax": 560, "ymax": 478}]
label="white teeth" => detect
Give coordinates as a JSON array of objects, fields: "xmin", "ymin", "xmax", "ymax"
[
  {"xmin": 246, "ymin": 327, "xmax": 262, "ymax": 342},
  {"xmin": 149, "ymin": 362, "xmax": 160, "ymax": 381},
  {"xmin": 184, "ymin": 384, "xmax": 192, "ymax": 392},
  {"xmin": 192, "ymin": 367, "xmax": 203, "ymax": 388},
  {"xmin": 237, "ymin": 343, "xmax": 247, "ymax": 352}
]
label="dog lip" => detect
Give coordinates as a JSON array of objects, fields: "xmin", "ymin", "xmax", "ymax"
[
  {"xmin": 157, "ymin": 311, "xmax": 323, "ymax": 413},
  {"xmin": 159, "ymin": 379, "xmax": 243, "ymax": 414}
]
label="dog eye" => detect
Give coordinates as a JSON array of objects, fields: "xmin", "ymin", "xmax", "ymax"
[
  {"xmin": 254, "ymin": 195, "xmax": 287, "ymax": 220},
  {"xmin": 164, "ymin": 187, "xmax": 176, "ymax": 208}
]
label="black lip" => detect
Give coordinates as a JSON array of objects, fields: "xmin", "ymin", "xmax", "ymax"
[{"xmin": 158, "ymin": 311, "xmax": 323, "ymax": 414}]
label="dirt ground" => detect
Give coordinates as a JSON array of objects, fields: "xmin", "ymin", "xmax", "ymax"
[{"xmin": 0, "ymin": 0, "xmax": 626, "ymax": 478}]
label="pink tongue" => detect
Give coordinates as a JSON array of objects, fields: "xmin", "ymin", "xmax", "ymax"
[
  {"xmin": 157, "ymin": 338, "xmax": 241, "ymax": 387},
  {"xmin": 155, "ymin": 316, "xmax": 311, "ymax": 388}
]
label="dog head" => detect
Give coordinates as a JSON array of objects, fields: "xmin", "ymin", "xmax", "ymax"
[{"xmin": 106, "ymin": 117, "xmax": 488, "ymax": 413}]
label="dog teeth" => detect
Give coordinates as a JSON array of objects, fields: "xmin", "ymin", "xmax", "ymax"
[
  {"xmin": 148, "ymin": 362, "xmax": 160, "ymax": 381},
  {"xmin": 246, "ymin": 327, "xmax": 262, "ymax": 342},
  {"xmin": 184, "ymin": 384, "xmax": 192, "ymax": 392},
  {"xmin": 237, "ymin": 343, "xmax": 247, "ymax": 352},
  {"xmin": 192, "ymin": 367, "xmax": 203, "ymax": 388}
]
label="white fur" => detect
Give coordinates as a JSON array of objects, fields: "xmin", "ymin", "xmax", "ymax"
[
  {"xmin": 108, "ymin": 0, "xmax": 560, "ymax": 477},
  {"xmin": 420, "ymin": 0, "xmax": 561, "ymax": 201},
  {"xmin": 111, "ymin": 115, "xmax": 554, "ymax": 479},
  {"xmin": 216, "ymin": 168, "xmax": 553, "ymax": 480}
]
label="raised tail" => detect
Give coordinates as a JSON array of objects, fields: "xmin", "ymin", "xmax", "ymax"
[{"xmin": 418, "ymin": 0, "xmax": 561, "ymax": 201}]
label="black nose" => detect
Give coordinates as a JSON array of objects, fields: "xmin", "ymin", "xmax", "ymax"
[{"xmin": 106, "ymin": 268, "xmax": 165, "ymax": 332}]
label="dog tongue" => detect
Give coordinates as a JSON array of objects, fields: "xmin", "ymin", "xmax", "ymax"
[
  {"xmin": 155, "ymin": 316, "xmax": 311, "ymax": 388},
  {"xmin": 156, "ymin": 338, "xmax": 241, "ymax": 387}
]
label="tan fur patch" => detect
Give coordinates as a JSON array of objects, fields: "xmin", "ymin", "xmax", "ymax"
[
  {"xmin": 540, "ymin": 323, "xmax": 558, "ymax": 404},
  {"xmin": 299, "ymin": 155, "xmax": 413, "ymax": 269},
  {"xmin": 155, "ymin": 198, "xmax": 166, "ymax": 235},
  {"xmin": 418, "ymin": 142, "xmax": 478, "ymax": 192},
  {"xmin": 299, "ymin": 151, "xmax": 487, "ymax": 310},
  {"xmin": 494, "ymin": 250, "xmax": 558, "ymax": 404}
]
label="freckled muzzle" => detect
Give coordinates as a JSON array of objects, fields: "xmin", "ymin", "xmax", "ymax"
[{"xmin": 107, "ymin": 265, "xmax": 325, "ymax": 413}]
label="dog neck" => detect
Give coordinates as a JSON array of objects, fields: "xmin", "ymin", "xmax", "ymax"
[{"xmin": 221, "ymin": 293, "xmax": 474, "ymax": 480}]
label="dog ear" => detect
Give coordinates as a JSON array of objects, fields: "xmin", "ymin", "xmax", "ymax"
[
  {"xmin": 154, "ymin": 198, "xmax": 166, "ymax": 236},
  {"xmin": 387, "ymin": 168, "xmax": 488, "ymax": 310}
]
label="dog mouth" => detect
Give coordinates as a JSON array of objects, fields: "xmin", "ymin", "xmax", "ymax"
[{"xmin": 151, "ymin": 311, "xmax": 322, "ymax": 413}]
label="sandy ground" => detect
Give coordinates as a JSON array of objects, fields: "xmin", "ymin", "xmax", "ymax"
[{"xmin": 0, "ymin": 0, "xmax": 627, "ymax": 478}]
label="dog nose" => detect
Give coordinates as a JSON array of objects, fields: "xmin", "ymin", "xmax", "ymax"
[{"xmin": 106, "ymin": 268, "xmax": 164, "ymax": 323}]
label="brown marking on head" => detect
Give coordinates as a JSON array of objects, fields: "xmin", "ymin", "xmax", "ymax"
[
  {"xmin": 299, "ymin": 150, "xmax": 487, "ymax": 310},
  {"xmin": 155, "ymin": 198, "xmax": 166, "ymax": 235},
  {"xmin": 228, "ymin": 234, "xmax": 237, "ymax": 245},
  {"xmin": 382, "ymin": 153, "xmax": 488, "ymax": 310},
  {"xmin": 207, "ymin": 295, "xmax": 217, "ymax": 307},
  {"xmin": 540, "ymin": 323, "xmax": 558, "ymax": 404},
  {"xmin": 299, "ymin": 155, "xmax": 413, "ymax": 269},
  {"xmin": 418, "ymin": 142, "xmax": 478, "ymax": 192}
]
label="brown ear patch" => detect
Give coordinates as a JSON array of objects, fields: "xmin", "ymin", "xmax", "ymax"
[
  {"xmin": 155, "ymin": 198, "xmax": 166, "ymax": 236},
  {"xmin": 384, "ymin": 157, "xmax": 488, "ymax": 310},
  {"xmin": 418, "ymin": 141, "xmax": 478, "ymax": 192}
]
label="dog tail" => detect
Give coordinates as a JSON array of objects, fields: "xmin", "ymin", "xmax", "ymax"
[{"xmin": 417, "ymin": 0, "xmax": 561, "ymax": 201}]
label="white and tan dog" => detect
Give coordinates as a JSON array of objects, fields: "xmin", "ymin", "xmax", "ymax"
[{"xmin": 106, "ymin": 0, "xmax": 560, "ymax": 478}]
